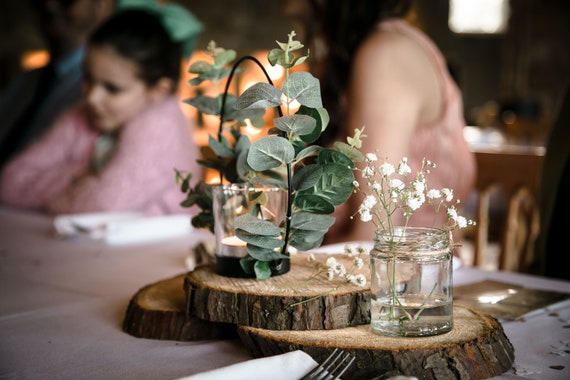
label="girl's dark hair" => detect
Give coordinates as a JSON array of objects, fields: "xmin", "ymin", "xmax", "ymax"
[
  {"xmin": 88, "ymin": 9, "xmax": 182, "ymax": 92},
  {"xmin": 308, "ymin": 0, "xmax": 411, "ymax": 146}
]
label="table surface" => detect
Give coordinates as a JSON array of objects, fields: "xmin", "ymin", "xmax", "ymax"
[{"xmin": 1, "ymin": 207, "xmax": 569, "ymax": 380}]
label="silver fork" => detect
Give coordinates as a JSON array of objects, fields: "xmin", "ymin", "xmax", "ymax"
[{"xmin": 301, "ymin": 348, "xmax": 355, "ymax": 380}]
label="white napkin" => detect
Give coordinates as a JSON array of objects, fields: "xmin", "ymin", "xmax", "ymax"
[
  {"xmin": 53, "ymin": 212, "xmax": 192, "ymax": 245},
  {"xmin": 175, "ymin": 350, "xmax": 318, "ymax": 380}
]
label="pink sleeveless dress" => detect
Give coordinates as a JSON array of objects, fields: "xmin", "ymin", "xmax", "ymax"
[{"xmin": 379, "ymin": 19, "xmax": 477, "ymax": 228}]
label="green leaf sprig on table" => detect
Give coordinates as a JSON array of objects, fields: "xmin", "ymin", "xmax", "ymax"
[{"xmin": 176, "ymin": 32, "xmax": 363, "ymax": 279}]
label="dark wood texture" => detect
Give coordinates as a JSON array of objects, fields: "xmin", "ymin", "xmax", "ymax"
[{"xmin": 237, "ymin": 304, "xmax": 515, "ymax": 379}]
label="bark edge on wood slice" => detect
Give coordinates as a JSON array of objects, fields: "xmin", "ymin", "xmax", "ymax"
[
  {"xmin": 184, "ymin": 253, "xmax": 371, "ymax": 330},
  {"xmin": 237, "ymin": 304, "xmax": 515, "ymax": 379},
  {"xmin": 122, "ymin": 273, "xmax": 237, "ymax": 341}
]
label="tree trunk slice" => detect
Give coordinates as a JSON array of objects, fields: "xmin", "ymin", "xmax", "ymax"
[
  {"xmin": 184, "ymin": 253, "xmax": 371, "ymax": 330},
  {"xmin": 237, "ymin": 304, "xmax": 515, "ymax": 379},
  {"xmin": 122, "ymin": 274, "xmax": 237, "ymax": 341}
]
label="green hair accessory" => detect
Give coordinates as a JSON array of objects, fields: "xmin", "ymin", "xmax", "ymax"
[{"xmin": 117, "ymin": 0, "xmax": 204, "ymax": 58}]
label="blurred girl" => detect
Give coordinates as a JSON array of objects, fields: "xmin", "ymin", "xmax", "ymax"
[{"xmin": 0, "ymin": 8, "xmax": 203, "ymax": 215}]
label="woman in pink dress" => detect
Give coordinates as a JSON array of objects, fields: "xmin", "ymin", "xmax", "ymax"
[
  {"xmin": 284, "ymin": 0, "xmax": 476, "ymax": 243},
  {"xmin": 0, "ymin": 8, "xmax": 203, "ymax": 216}
]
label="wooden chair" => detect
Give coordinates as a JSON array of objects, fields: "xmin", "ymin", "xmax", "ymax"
[{"xmin": 471, "ymin": 147, "xmax": 544, "ymax": 272}]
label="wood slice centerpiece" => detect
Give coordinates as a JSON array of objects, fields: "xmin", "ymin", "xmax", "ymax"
[
  {"xmin": 238, "ymin": 305, "xmax": 514, "ymax": 379},
  {"xmin": 124, "ymin": 252, "xmax": 515, "ymax": 378},
  {"xmin": 184, "ymin": 253, "xmax": 371, "ymax": 330},
  {"xmin": 122, "ymin": 274, "xmax": 237, "ymax": 341}
]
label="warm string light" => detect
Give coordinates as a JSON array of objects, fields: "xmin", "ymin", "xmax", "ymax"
[{"xmin": 21, "ymin": 50, "xmax": 49, "ymax": 70}]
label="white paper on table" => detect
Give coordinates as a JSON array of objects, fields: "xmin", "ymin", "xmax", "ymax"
[
  {"xmin": 175, "ymin": 350, "xmax": 317, "ymax": 380},
  {"xmin": 53, "ymin": 212, "xmax": 192, "ymax": 245}
]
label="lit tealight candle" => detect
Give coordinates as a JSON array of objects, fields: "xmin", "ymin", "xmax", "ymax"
[{"xmin": 219, "ymin": 235, "xmax": 247, "ymax": 257}]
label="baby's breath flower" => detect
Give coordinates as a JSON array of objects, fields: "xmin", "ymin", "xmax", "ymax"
[
  {"xmin": 362, "ymin": 166, "xmax": 374, "ymax": 178},
  {"xmin": 379, "ymin": 162, "xmax": 395, "ymax": 176},
  {"xmin": 354, "ymin": 257, "xmax": 364, "ymax": 269},
  {"xmin": 327, "ymin": 267, "xmax": 334, "ymax": 280},
  {"xmin": 346, "ymin": 135, "xmax": 474, "ymax": 236},
  {"xmin": 389, "ymin": 178, "xmax": 404, "ymax": 190},
  {"xmin": 456, "ymin": 215, "xmax": 468, "ymax": 228},
  {"xmin": 406, "ymin": 192, "xmax": 425, "ymax": 210},
  {"xmin": 447, "ymin": 206, "xmax": 458, "ymax": 219},
  {"xmin": 398, "ymin": 158, "xmax": 411, "ymax": 175},
  {"xmin": 442, "ymin": 188, "xmax": 453, "ymax": 202},
  {"xmin": 359, "ymin": 210, "xmax": 372, "ymax": 222},
  {"xmin": 427, "ymin": 189, "xmax": 441, "ymax": 199},
  {"xmin": 363, "ymin": 195, "xmax": 377, "ymax": 209},
  {"xmin": 354, "ymin": 274, "xmax": 367, "ymax": 287},
  {"xmin": 344, "ymin": 244, "xmax": 358, "ymax": 256}
]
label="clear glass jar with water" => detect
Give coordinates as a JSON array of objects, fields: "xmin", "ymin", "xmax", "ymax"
[{"xmin": 370, "ymin": 227, "xmax": 453, "ymax": 337}]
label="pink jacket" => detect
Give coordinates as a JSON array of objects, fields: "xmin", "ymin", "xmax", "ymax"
[{"xmin": 0, "ymin": 96, "xmax": 201, "ymax": 215}]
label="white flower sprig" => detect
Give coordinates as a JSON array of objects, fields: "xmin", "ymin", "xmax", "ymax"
[
  {"xmin": 348, "ymin": 127, "xmax": 475, "ymax": 237},
  {"xmin": 289, "ymin": 244, "xmax": 368, "ymax": 307}
]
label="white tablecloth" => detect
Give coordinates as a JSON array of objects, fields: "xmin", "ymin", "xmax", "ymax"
[{"xmin": 1, "ymin": 207, "xmax": 569, "ymax": 379}]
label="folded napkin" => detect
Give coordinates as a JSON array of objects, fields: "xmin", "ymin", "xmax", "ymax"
[
  {"xmin": 53, "ymin": 212, "xmax": 192, "ymax": 245},
  {"xmin": 175, "ymin": 350, "xmax": 318, "ymax": 380}
]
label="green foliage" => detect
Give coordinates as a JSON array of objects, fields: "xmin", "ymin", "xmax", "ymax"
[{"xmin": 178, "ymin": 32, "xmax": 359, "ymax": 280}]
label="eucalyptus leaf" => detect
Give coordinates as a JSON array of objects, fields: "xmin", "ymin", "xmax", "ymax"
[
  {"xmin": 253, "ymin": 260, "xmax": 271, "ymax": 280},
  {"xmin": 234, "ymin": 214, "xmax": 282, "ymax": 236},
  {"xmin": 318, "ymin": 149, "xmax": 355, "ymax": 169},
  {"xmin": 188, "ymin": 60, "xmax": 212, "ymax": 74},
  {"xmin": 236, "ymin": 229, "xmax": 285, "ymax": 249},
  {"xmin": 184, "ymin": 95, "xmax": 220, "ymax": 115},
  {"xmin": 291, "ymin": 212, "xmax": 335, "ymax": 232},
  {"xmin": 291, "ymin": 164, "xmax": 322, "ymax": 192},
  {"xmin": 247, "ymin": 245, "xmax": 289, "ymax": 261},
  {"xmin": 289, "ymin": 230, "xmax": 324, "ymax": 251},
  {"xmin": 247, "ymin": 136, "xmax": 295, "ymax": 171},
  {"xmin": 249, "ymin": 175, "xmax": 287, "ymax": 188},
  {"xmin": 267, "ymin": 49, "xmax": 294, "ymax": 67},
  {"xmin": 273, "ymin": 114, "xmax": 316, "ymax": 135},
  {"xmin": 295, "ymin": 145, "xmax": 323, "ymax": 161},
  {"xmin": 208, "ymin": 134, "xmax": 235, "ymax": 158},
  {"xmin": 193, "ymin": 67, "xmax": 235, "ymax": 84},
  {"xmin": 333, "ymin": 141, "xmax": 366, "ymax": 162},
  {"xmin": 213, "ymin": 49, "xmax": 237, "ymax": 67},
  {"xmin": 239, "ymin": 255, "xmax": 256, "ymax": 275},
  {"xmin": 224, "ymin": 105, "xmax": 265, "ymax": 122},
  {"xmin": 296, "ymin": 106, "xmax": 329, "ymax": 143},
  {"xmin": 294, "ymin": 194, "xmax": 335, "ymax": 214},
  {"xmin": 236, "ymin": 150, "xmax": 253, "ymax": 181},
  {"xmin": 282, "ymin": 72, "xmax": 322, "ymax": 108},
  {"xmin": 234, "ymin": 82, "xmax": 282, "ymax": 109},
  {"xmin": 307, "ymin": 162, "xmax": 354, "ymax": 205}
]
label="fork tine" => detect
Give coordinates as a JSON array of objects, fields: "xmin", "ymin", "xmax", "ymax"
[
  {"xmin": 302, "ymin": 349, "xmax": 355, "ymax": 380},
  {"xmin": 330, "ymin": 354, "xmax": 355, "ymax": 380}
]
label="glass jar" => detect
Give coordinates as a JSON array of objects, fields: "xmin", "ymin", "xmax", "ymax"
[
  {"xmin": 212, "ymin": 183, "xmax": 288, "ymax": 278},
  {"xmin": 370, "ymin": 227, "xmax": 453, "ymax": 337}
]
